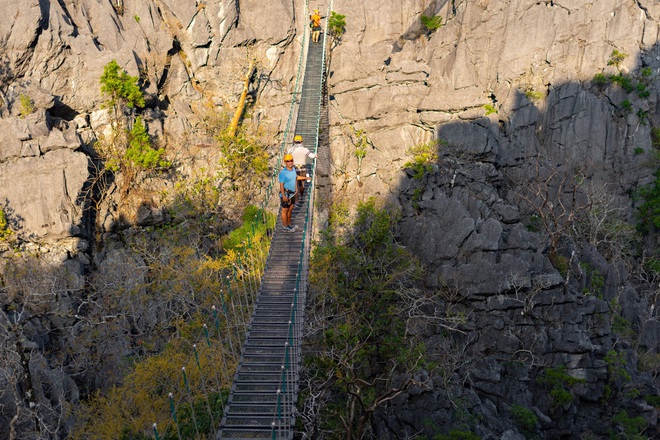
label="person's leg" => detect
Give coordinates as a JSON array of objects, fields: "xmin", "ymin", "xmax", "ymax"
[
  {"xmin": 281, "ymin": 206, "xmax": 288, "ymax": 227},
  {"xmin": 285, "ymin": 204, "xmax": 294, "ymax": 228}
]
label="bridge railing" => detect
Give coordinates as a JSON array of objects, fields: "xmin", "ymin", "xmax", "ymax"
[
  {"xmin": 150, "ymin": 1, "xmax": 317, "ymax": 438},
  {"xmin": 270, "ymin": 1, "xmax": 333, "ymax": 438}
]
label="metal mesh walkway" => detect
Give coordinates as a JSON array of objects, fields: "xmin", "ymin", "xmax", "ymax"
[{"xmin": 217, "ymin": 6, "xmax": 329, "ymax": 439}]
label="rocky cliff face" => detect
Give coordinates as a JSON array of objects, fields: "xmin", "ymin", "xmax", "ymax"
[
  {"xmin": 0, "ymin": 0, "xmax": 658, "ymax": 438},
  {"xmin": 324, "ymin": 0, "xmax": 659, "ymax": 437}
]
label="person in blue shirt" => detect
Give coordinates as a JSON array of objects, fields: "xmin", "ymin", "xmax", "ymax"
[{"xmin": 279, "ymin": 154, "xmax": 309, "ymax": 232}]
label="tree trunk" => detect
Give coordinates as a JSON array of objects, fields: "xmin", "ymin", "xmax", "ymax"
[{"xmin": 228, "ymin": 60, "xmax": 256, "ymax": 138}]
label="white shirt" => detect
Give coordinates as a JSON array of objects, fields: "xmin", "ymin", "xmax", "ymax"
[{"xmin": 290, "ymin": 144, "xmax": 316, "ymax": 166}]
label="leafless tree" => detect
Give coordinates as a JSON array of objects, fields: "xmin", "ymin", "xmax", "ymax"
[{"xmin": 511, "ymin": 156, "xmax": 592, "ymax": 258}]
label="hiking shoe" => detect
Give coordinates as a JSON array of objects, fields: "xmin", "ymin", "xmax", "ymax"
[
  {"xmin": 290, "ymin": 224, "xmax": 298, "ymax": 230},
  {"xmin": 282, "ymin": 226, "xmax": 293, "ymax": 232}
]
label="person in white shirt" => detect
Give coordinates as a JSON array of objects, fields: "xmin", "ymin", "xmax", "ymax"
[{"xmin": 289, "ymin": 135, "xmax": 316, "ymax": 205}]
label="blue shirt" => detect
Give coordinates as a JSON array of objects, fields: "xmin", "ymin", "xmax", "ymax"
[{"xmin": 279, "ymin": 168, "xmax": 297, "ymax": 193}]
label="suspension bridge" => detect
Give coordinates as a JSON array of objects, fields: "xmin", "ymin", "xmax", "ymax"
[{"xmin": 217, "ymin": 2, "xmax": 330, "ymax": 439}]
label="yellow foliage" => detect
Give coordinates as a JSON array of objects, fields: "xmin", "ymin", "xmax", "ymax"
[{"xmin": 72, "ymin": 336, "xmax": 233, "ymax": 439}]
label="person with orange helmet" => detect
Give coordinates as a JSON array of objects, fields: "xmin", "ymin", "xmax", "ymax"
[
  {"xmin": 310, "ymin": 9, "xmax": 323, "ymax": 43},
  {"xmin": 279, "ymin": 153, "xmax": 310, "ymax": 232}
]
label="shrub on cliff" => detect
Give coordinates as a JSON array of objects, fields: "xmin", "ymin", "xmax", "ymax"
[{"xmin": 303, "ymin": 199, "xmax": 434, "ymax": 438}]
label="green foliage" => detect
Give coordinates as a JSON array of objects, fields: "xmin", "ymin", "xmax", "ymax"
[
  {"xmin": 636, "ymin": 109, "xmax": 648, "ymax": 124},
  {"xmin": 404, "ymin": 140, "xmax": 440, "ymax": 180},
  {"xmin": 526, "ymin": 214, "xmax": 541, "ymax": 232},
  {"xmin": 0, "ymin": 207, "xmax": 11, "ymax": 241},
  {"xmin": 525, "ymin": 90, "xmax": 544, "ymax": 101},
  {"xmin": 353, "ymin": 128, "xmax": 368, "ymax": 160},
  {"xmin": 97, "ymin": 60, "xmax": 168, "ymax": 189},
  {"xmin": 536, "ymin": 365, "xmax": 585, "ymax": 408},
  {"xmin": 549, "ymin": 253, "xmax": 569, "ymax": 277},
  {"xmin": 579, "ymin": 263, "xmax": 604, "ymax": 296},
  {"xmin": 510, "ymin": 404, "xmax": 538, "ymax": 437},
  {"xmin": 611, "ymin": 410, "xmax": 648, "ymax": 440},
  {"xmin": 635, "ymin": 82, "xmax": 650, "ymax": 98},
  {"xmin": 405, "ymin": 140, "xmax": 441, "ymax": 210},
  {"xmin": 221, "ymin": 205, "xmax": 276, "ymax": 251},
  {"xmin": 612, "ymin": 74, "xmax": 635, "ymax": 93},
  {"xmin": 18, "ymin": 93, "xmax": 34, "ymax": 118},
  {"xmin": 602, "ymin": 349, "xmax": 631, "ymax": 402},
  {"xmin": 217, "ymin": 130, "xmax": 269, "ymax": 197},
  {"xmin": 641, "ymin": 67, "xmax": 653, "ymax": 77},
  {"xmin": 652, "ymin": 127, "xmax": 660, "ymax": 148},
  {"xmin": 421, "ymin": 14, "xmax": 443, "ymax": 31},
  {"xmin": 637, "ymin": 168, "xmax": 660, "ymax": 233},
  {"xmin": 166, "ymin": 174, "xmax": 220, "ymax": 221},
  {"xmin": 328, "ymin": 11, "xmax": 346, "ymax": 41},
  {"xmin": 645, "ymin": 258, "xmax": 660, "ymax": 274},
  {"xmin": 133, "ymin": 14, "xmax": 140, "ymax": 23},
  {"xmin": 643, "ymin": 394, "xmax": 660, "ymax": 407},
  {"xmin": 593, "ymin": 73, "xmax": 611, "ymax": 86},
  {"xmin": 100, "ymin": 59, "xmax": 145, "ymax": 112},
  {"xmin": 307, "ymin": 198, "xmax": 426, "ymax": 438},
  {"xmin": 72, "ymin": 195, "xmax": 269, "ymax": 438},
  {"xmin": 483, "ymin": 103, "xmax": 497, "ymax": 115},
  {"xmin": 605, "ymin": 349, "xmax": 631, "ymax": 382},
  {"xmin": 607, "ymin": 49, "xmax": 628, "ymax": 68},
  {"xmin": 126, "ymin": 117, "xmax": 169, "ymax": 169},
  {"xmin": 620, "ymin": 99, "xmax": 632, "ymax": 113},
  {"xmin": 611, "ymin": 315, "xmax": 634, "ymax": 338},
  {"xmin": 160, "ymin": 392, "xmax": 226, "ymax": 440}
]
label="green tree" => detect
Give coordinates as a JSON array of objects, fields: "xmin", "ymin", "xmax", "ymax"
[
  {"xmin": 18, "ymin": 93, "xmax": 34, "ymax": 118},
  {"xmin": 100, "ymin": 59, "xmax": 145, "ymax": 119},
  {"xmin": 607, "ymin": 49, "xmax": 628, "ymax": 68},
  {"xmin": 303, "ymin": 199, "xmax": 430, "ymax": 439},
  {"xmin": 216, "ymin": 130, "xmax": 269, "ymax": 203},
  {"xmin": 95, "ymin": 61, "xmax": 169, "ymax": 200},
  {"xmin": 421, "ymin": 14, "xmax": 443, "ymax": 32},
  {"xmin": 126, "ymin": 117, "xmax": 168, "ymax": 169},
  {"xmin": 328, "ymin": 11, "xmax": 346, "ymax": 49}
]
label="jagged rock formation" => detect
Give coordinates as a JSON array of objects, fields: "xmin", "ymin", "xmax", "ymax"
[
  {"xmin": 323, "ymin": 0, "xmax": 660, "ymax": 438},
  {"xmin": 0, "ymin": 0, "xmax": 300, "ymax": 243},
  {"xmin": 0, "ymin": 0, "xmax": 658, "ymax": 439}
]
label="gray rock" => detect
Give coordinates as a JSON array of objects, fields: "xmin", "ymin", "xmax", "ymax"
[
  {"xmin": 0, "ymin": 149, "xmax": 89, "ymax": 241},
  {"xmin": 42, "ymin": 125, "xmax": 81, "ymax": 153}
]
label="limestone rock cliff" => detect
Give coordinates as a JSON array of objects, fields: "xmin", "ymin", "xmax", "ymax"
[
  {"xmin": 324, "ymin": 0, "xmax": 660, "ymax": 437},
  {"xmin": 0, "ymin": 0, "xmax": 658, "ymax": 439}
]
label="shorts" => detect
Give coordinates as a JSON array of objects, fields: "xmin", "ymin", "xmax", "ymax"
[{"xmin": 280, "ymin": 190, "xmax": 295, "ymax": 208}]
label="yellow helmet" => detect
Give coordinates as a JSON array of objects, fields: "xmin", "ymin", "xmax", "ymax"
[
  {"xmin": 294, "ymin": 135, "xmax": 303, "ymax": 143},
  {"xmin": 284, "ymin": 153, "xmax": 294, "ymax": 161}
]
